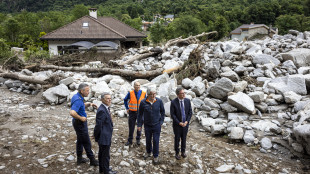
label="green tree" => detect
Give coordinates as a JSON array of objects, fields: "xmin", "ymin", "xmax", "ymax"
[
  {"xmin": 213, "ymin": 15, "xmax": 229, "ymax": 40},
  {"xmin": 0, "ymin": 38, "xmax": 12, "ymax": 63},
  {"xmin": 169, "ymin": 15, "xmax": 207, "ymax": 39},
  {"xmin": 276, "ymin": 14, "xmax": 301, "ymax": 34},
  {"xmin": 124, "ymin": 17, "xmax": 143, "ymax": 31},
  {"xmin": 3, "ymin": 18, "xmax": 20, "ymax": 43},
  {"xmin": 150, "ymin": 22, "xmax": 165, "ymax": 44},
  {"xmin": 71, "ymin": 4, "xmax": 89, "ymax": 21}
]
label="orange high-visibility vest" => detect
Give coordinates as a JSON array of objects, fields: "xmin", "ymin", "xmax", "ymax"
[{"xmin": 128, "ymin": 90, "xmax": 146, "ymax": 111}]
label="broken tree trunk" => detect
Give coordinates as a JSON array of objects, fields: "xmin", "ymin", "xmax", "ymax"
[
  {"xmin": 117, "ymin": 52, "xmax": 159, "ymax": 66},
  {"xmin": 0, "ymin": 72, "xmax": 47, "ymax": 85},
  {"xmin": 40, "ymin": 65, "xmax": 165, "ymax": 79},
  {"xmin": 39, "ymin": 65, "xmax": 183, "ymax": 79},
  {"xmin": 163, "ymin": 31, "xmax": 218, "ymax": 51}
]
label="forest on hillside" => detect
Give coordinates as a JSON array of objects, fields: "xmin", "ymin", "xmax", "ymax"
[{"xmin": 0, "ymin": 0, "xmax": 309, "ymax": 62}]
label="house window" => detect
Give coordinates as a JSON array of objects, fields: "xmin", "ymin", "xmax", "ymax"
[{"xmin": 82, "ymin": 22, "xmax": 89, "ymax": 28}]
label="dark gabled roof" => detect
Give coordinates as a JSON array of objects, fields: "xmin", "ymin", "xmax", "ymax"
[
  {"xmin": 41, "ymin": 15, "xmax": 146, "ymax": 40},
  {"xmin": 230, "ymin": 24, "xmax": 276, "ymax": 35},
  {"xmin": 97, "ymin": 17, "xmax": 146, "ymax": 38}
]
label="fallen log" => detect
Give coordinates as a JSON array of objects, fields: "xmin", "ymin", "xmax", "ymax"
[
  {"xmin": 0, "ymin": 72, "xmax": 47, "ymax": 85},
  {"xmin": 39, "ymin": 65, "xmax": 183, "ymax": 79},
  {"xmin": 163, "ymin": 31, "xmax": 218, "ymax": 51},
  {"xmin": 40, "ymin": 65, "xmax": 165, "ymax": 79}
]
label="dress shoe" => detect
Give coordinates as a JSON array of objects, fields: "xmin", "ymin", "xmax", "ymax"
[
  {"xmin": 109, "ymin": 170, "xmax": 118, "ymax": 174},
  {"xmin": 125, "ymin": 141, "xmax": 132, "ymax": 146},
  {"xmin": 181, "ymin": 152, "xmax": 187, "ymax": 158},
  {"xmin": 175, "ymin": 154, "xmax": 181, "ymax": 160},
  {"xmin": 144, "ymin": 152, "xmax": 151, "ymax": 160},
  {"xmin": 89, "ymin": 157, "xmax": 99, "ymax": 166},
  {"xmin": 77, "ymin": 156, "xmax": 89, "ymax": 165},
  {"xmin": 153, "ymin": 157, "xmax": 159, "ymax": 164},
  {"xmin": 136, "ymin": 140, "xmax": 140, "ymax": 146}
]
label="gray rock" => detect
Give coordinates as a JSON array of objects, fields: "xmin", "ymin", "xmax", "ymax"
[
  {"xmin": 293, "ymin": 124, "xmax": 310, "ymax": 155},
  {"xmin": 281, "ymin": 48, "xmax": 310, "ymax": 67},
  {"xmin": 248, "ymin": 91, "xmax": 265, "ymax": 103},
  {"xmin": 282, "ymin": 60, "xmax": 296, "ymax": 69},
  {"xmin": 164, "ymin": 102, "xmax": 171, "ymax": 117},
  {"xmin": 228, "ymin": 113, "xmax": 249, "ymax": 121},
  {"xmin": 163, "ymin": 60, "xmax": 180, "ymax": 70},
  {"xmin": 92, "ymin": 81, "xmax": 112, "ymax": 97},
  {"xmin": 211, "ymin": 124, "xmax": 226, "ymax": 135},
  {"xmin": 21, "ymin": 69, "xmax": 33, "ymax": 76},
  {"xmin": 243, "ymin": 130, "xmax": 255, "ymax": 144},
  {"xmin": 228, "ymin": 127, "xmax": 244, "ymax": 140},
  {"xmin": 42, "ymin": 84, "xmax": 70, "ymax": 104},
  {"xmin": 220, "ymin": 102, "xmax": 238, "ymax": 112},
  {"xmin": 267, "ymin": 75, "xmax": 307, "ymax": 95},
  {"xmin": 233, "ymin": 81, "xmax": 248, "ymax": 93},
  {"xmin": 251, "ymin": 120, "xmax": 277, "ymax": 132},
  {"xmin": 191, "ymin": 77, "xmax": 206, "ymax": 96},
  {"xmin": 220, "ymin": 71, "xmax": 240, "ymax": 82},
  {"xmin": 192, "ymin": 98, "xmax": 204, "ymax": 108},
  {"xmin": 283, "ymin": 91, "xmax": 302, "ymax": 104},
  {"xmin": 291, "ymin": 143, "xmax": 304, "ymax": 153},
  {"xmin": 59, "ymin": 77, "xmax": 74, "ymax": 86},
  {"xmin": 182, "ymin": 78, "xmax": 192, "ymax": 89},
  {"xmin": 204, "ymin": 98, "xmax": 220, "ymax": 109},
  {"xmin": 151, "ymin": 73, "xmax": 169, "ymax": 86},
  {"xmin": 294, "ymin": 100, "xmax": 310, "ymax": 112},
  {"xmin": 209, "ymin": 77, "xmax": 234, "ymax": 100},
  {"xmin": 209, "ymin": 110, "xmax": 219, "ymax": 118},
  {"xmin": 228, "ymin": 92, "xmax": 256, "ymax": 114},
  {"xmin": 4, "ymin": 80, "xmax": 22, "ymax": 88},
  {"xmin": 252, "ymin": 54, "xmax": 280, "ymax": 66},
  {"xmin": 297, "ymin": 67, "xmax": 310, "ymax": 74},
  {"xmin": 215, "ymin": 164, "xmax": 235, "ymax": 172},
  {"xmin": 260, "ymin": 137, "xmax": 272, "ymax": 150},
  {"xmin": 158, "ymin": 80, "xmax": 175, "ymax": 97}
]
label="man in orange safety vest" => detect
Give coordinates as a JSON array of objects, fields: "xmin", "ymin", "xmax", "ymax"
[{"xmin": 123, "ymin": 81, "xmax": 146, "ymax": 146}]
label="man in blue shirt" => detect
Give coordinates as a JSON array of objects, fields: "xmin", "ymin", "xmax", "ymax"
[
  {"xmin": 70, "ymin": 83, "xmax": 99, "ymax": 166},
  {"xmin": 137, "ymin": 87, "xmax": 165, "ymax": 164},
  {"xmin": 123, "ymin": 82, "xmax": 146, "ymax": 146}
]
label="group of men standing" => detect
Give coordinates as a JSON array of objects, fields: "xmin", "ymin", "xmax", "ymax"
[{"xmin": 70, "ymin": 82, "xmax": 192, "ymax": 174}]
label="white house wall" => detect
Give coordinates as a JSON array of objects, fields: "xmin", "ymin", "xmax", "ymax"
[{"xmin": 48, "ymin": 40, "xmax": 120, "ymax": 56}]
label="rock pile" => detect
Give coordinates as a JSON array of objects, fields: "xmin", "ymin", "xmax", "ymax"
[{"xmin": 2, "ymin": 30, "xmax": 310, "ymax": 157}]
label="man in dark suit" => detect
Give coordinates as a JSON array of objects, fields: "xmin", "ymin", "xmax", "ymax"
[
  {"xmin": 94, "ymin": 92, "xmax": 117, "ymax": 174},
  {"xmin": 170, "ymin": 87, "xmax": 192, "ymax": 160}
]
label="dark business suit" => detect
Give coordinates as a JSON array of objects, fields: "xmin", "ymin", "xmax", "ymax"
[
  {"xmin": 170, "ymin": 98, "xmax": 192, "ymax": 154},
  {"xmin": 94, "ymin": 104, "xmax": 113, "ymax": 174}
]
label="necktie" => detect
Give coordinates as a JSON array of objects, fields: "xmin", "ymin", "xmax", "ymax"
[
  {"xmin": 180, "ymin": 100, "xmax": 186, "ymax": 122},
  {"xmin": 108, "ymin": 107, "xmax": 112, "ymax": 122}
]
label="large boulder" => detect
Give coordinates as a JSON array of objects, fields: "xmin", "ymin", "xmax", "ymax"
[
  {"xmin": 42, "ymin": 84, "xmax": 70, "ymax": 104},
  {"xmin": 252, "ymin": 54, "xmax": 280, "ymax": 66},
  {"xmin": 251, "ymin": 120, "xmax": 277, "ymax": 132},
  {"xmin": 59, "ymin": 77, "xmax": 74, "ymax": 86},
  {"xmin": 182, "ymin": 78, "xmax": 192, "ymax": 89},
  {"xmin": 281, "ymin": 48, "xmax": 310, "ymax": 67},
  {"xmin": 151, "ymin": 73, "xmax": 169, "ymax": 86},
  {"xmin": 158, "ymin": 79, "xmax": 175, "ymax": 97},
  {"xmin": 209, "ymin": 77, "xmax": 234, "ymax": 100},
  {"xmin": 163, "ymin": 60, "xmax": 180, "ymax": 70},
  {"xmin": 92, "ymin": 81, "xmax": 112, "ymax": 97},
  {"xmin": 267, "ymin": 75, "xmax": 307, "ymax": 95},
  {"xmin": 228, "ymin": 92, "xmax": 256, "ymax": 114},
  {"xmin": 293, "ymin": 124, "xmax": 310, "ymax": 155},
  {"xmin": 190, "ymin": 77, "xmax": 206, "ymax": 96}
]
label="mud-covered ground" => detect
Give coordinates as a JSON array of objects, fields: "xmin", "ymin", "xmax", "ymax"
[{"xmin": 0, "ymin": 86, "xmax": 309, "ymax": 174}]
